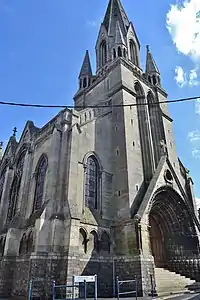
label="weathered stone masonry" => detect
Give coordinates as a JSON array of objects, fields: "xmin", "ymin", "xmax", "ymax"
[{"xmin": 0, "ymin": 0, "xmax": 200, "ymax": 298}]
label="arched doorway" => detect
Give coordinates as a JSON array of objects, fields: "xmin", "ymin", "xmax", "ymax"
[
  {"xmin": 149, "ymin": 188, "xmax": 199, "ymax": 269},
  {"xmin": 149, "ymin": 214, "xmax": 165, "ymax": 267}
]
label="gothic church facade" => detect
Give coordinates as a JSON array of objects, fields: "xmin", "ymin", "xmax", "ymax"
[{"xmin": 0, "ymin": 0, "xmax": 200, "ymax": 297}]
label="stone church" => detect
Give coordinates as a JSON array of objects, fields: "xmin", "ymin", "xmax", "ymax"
[{"xmin": 0, "ymin": 0, "xmax": 200, "ymax": 297}]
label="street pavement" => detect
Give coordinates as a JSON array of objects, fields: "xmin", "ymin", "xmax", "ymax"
[{"xmin": 0, "ymin": 293, "xmax": 200, "ymax": 300}]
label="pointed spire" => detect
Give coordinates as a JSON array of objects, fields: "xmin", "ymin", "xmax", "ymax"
[
  {"xmin": 103, "ymin": 0, "xmax": 130, "ymax": 36},
  {"xmin": 146, "ymin": 45, "xmax": 160, "ymax": 75},
  {"xmin": 115, "ymin": 21, "xmax": 126, "ymax": 45},
  {"xmin": 79, "ymin": 50, "xmax": 92, "ymax": 79}
]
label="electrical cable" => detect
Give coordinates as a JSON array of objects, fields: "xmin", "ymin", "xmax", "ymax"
[{"xmin": 0, "ymin": 95, "xmax": 199, "ymax": 109}]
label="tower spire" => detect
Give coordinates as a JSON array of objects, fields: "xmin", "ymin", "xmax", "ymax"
[
  {"xmin": 103, "ymin": 0, "xmax": 130, "ymax": 36},
  {"xmin": 78, "ymin": 50, "xmax": 93, "ymax": 90},
  {"xmin": 94, "ymin": 0, "xmax": 141, "ymax": 73},
  {"xmin": 145, "ymin": 45, "xmax": 161, "ymax": 86},
  {"xmin": 79, "ymin": 50, "xmax": 92, "ymax": 79},
  {"xmin": 115, "ymin": 21, "xmax": 126, "ymax": 45}
]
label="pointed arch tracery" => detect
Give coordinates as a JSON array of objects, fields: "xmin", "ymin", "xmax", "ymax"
[
  {"xmin": 118, "ymin": 46, "xmax": 122, "ymax": 57},
  {"xmin": 100, "ymin": 231, "xmax": 110, "ymax": 252},
  {"xmin": 129, "ymin": 39, "xmax": 138, "ymax": 65},
  {"xmin": 27, "ymin": 231, "xmax": 34, "ymax": 253},
  {"xmin": 7, "ymin": 151, "xmax": 26, "ymax": 223},
  {"xmin": 84, "ymin": 154, "xmax": 100, "ymax": 210},
  {"xmin": 135, "ymin": 81, "xmax": 145, "ymax": 97},
  {"xmin": 113, "ymin": 48, "xmax": 116, "ymax": 59},
  {"xmin": 33, "ymin": 154, "xmax": 48, "ymax": 212},
  {"xmin": 100, "ymin": 40, "xmax": 107, "ymax": 67},
  {"xmin": 19, "ymin": 234, "xmax": 27, "ymax": 255}
]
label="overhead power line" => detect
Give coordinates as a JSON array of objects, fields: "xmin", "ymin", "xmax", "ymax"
[{"xmin": 0, "ymin": 95, "xmax": 199, "ymax": 109}]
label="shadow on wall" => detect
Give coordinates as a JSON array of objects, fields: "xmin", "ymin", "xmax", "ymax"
[{"xmin": 78, "ymin": 227, "xmax": 114, "ymax": 297}]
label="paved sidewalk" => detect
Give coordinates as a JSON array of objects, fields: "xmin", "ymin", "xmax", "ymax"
[{"xmin": 1, "ymin": 292, "xmax": 200, "ymax": 300}]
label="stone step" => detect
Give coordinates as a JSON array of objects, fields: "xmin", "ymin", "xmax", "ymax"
[{"xmin": 155, "ymin": 267, "xmax": 195, "ymax": 296}]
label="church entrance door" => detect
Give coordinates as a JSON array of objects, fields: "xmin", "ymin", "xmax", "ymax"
[{"xmin": 149, "ymin": 214, "xmax": 165, "ymax": 267}]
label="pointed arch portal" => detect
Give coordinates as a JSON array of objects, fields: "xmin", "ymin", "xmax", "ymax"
[{"xmin": 149, "ymin": 188, "xmax": 199, "ymax": 268}]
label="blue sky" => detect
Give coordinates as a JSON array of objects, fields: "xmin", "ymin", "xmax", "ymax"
[{"xmin": 0, "ymin": 0, "xmax": 200, "ymax": 197}]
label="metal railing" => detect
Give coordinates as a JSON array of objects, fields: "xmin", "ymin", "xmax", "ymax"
[{"xmin": 116, "ymin": 276, "xmax": 138, "ymax": 300}]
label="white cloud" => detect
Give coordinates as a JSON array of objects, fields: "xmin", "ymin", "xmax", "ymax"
[
  {"xmin": 86, "ymin": 20, "xmax": 98, "ymax": 27},
  {"xmin": 196, "ymin": 197, "xmax": 200, "ymax": 210},
  {"xmin": 166, "ymin": 0, "xmax": 200, "ymax": 61},
  {"xmin": 174, "ymin": 66, "xmax": 187, "ymax": 87},
  {"xmin": 86, "ymin": 16, "xmax": 103, "ymax": 28},
  {"xmin": 192, "ymin": 148, "xmax": 200, "ymax": 158},
  {"xmin": 195, "ymin": 98, "xmax": 200, "ymax": 115},
  {"xmin": 189, "ymin": 67, "xmax": 200, "ymax": 85},
  {"xmin": 167, "ymin": 0, "xmax": 200, "ymax": 85},
  {"xmin": 188, "ymin": 130, "xmax": 200, "ymax": 142},
  {"xmin": 188, "ymin": 130, "xmax": 200, "ymax": 159}
]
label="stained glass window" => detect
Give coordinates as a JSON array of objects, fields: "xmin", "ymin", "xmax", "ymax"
[
  {"xmin": 0, "ymin": 168, "xmax": 6, "ymax": 203},
  {"xmin": 33, "ymin": 155, "xmax": 48, "ymax": 211},
  {"xmin": 84, "ymin": 156, "xmax": 99, "ymax": 209},
  {"xmin": 7, "ymin": 151, "xmax": 26, "ymax": 222}
]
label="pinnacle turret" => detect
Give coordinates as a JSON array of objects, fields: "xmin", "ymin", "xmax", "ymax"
[
  {"xmin": 145, "ymin": 45, "xmax": 161, "ymax": 86},
  {"xmin": 78, "ymin": 50, "xmax": 93, "ymax": 90}
]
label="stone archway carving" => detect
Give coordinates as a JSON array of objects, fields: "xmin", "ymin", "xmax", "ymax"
[{"xmin": 148, "ymin": 187, "xmax": 199, "ymax": 268}]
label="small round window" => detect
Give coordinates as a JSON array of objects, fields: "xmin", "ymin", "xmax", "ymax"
[{"xmin": 164, "ymin": 169, "xmax": 173, "ymax": 183}]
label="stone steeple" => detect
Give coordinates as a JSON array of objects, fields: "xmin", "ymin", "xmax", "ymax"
[
  {"xmin": 115, "ymin": 20, "xmax": 126, "ymax": 45},
  {"xmin": 103, "ymin": 0, "xmax": 130, "ymax": 36},
  {"xmin": 78, "ymin": 50, "xmax": 93, "ymax": 90},
  {"xmin": 145, "ymin": 45, "xmax": 161, "ymax": 86},
  {"xmin": 95, "ymin": 0, "xmax": 141, "ymax": 73}
]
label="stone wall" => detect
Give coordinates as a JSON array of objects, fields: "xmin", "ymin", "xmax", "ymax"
[
  {"xmin": 66, "ymin": 255, "xmax": 153, "ymax": 297},
  {"xmin": 0, "ymin": 253, "xmax": 155, "ymax": 298},
  {"xmin": 0, "ymin": 257, "xmax": 16, "ymax": 297},
  {"xmin": 12, "ymin": 258, "xmax": 30, "ymax": 296}
]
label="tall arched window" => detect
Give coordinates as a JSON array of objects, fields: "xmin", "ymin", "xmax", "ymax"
[
  {"xmin": 100, "ymin": 232, "xmax": 110, "ymax": 253},
  {"xmin": 27, "ymin": 231, "xmax": 33, "ymax": 253},
  {"xmin": 118, "ymin": 47, "xmax": 122, "ymax": 57},
  {"xmin": 148, "ymin": 76, "xmax": 151, "ymax": 84},
  {"xmin": 0, "ymin": 168, "xmax": 6, "ymax": 203},
  {"xmin": 123, "ymin": 48, "xmax": 126, "ymax": 58},
  {"xmin": 7, "ymin": 151, "xmax": 26, "ymax": 222},
  {"xmin": 100, "ymin": 40, "xmax": 107, "ymax": 67},
  {"xmin": 19, "ymin": 234, "xmax": 27, "ymax": 255},
  {"xmin": 113, "ymin": 48, "xmax": 116, "ymax": 59},
  {"xmin": 33, "ymin": 155, "xmax": 48, "ymax": 212},
  {"xmin": 83, "ymin": 77, "xmax": 87, "ymax": 88},
  {"xmin": 153, "ymin": 75, "xmax": 157, "ymax": 85},
  {"xmin": 84, "ymin": 156, "xmax": 99, "ymax": 209},
  {"xmin": 129, "ymin": 40, "xmax": 138, "ymax": 65}
]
